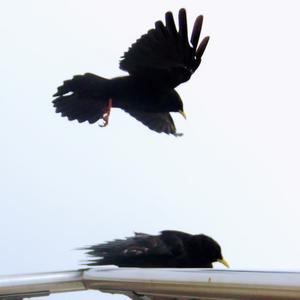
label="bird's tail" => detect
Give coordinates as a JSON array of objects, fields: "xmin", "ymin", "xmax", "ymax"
[
  {"xmin": 79, "ymin": 237, "xmax": 140, "ymax": 266},
  {"xmin": 52, "ymin": 73, "xmax": 110, "ymax": 124}
]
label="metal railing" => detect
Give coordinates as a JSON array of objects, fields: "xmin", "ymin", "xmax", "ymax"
[{"xmin": 1, "ymin": 267, "xmax": 300, "ymax": 299}]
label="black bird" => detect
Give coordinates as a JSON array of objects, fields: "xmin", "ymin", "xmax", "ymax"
[
  {"xmin": 53, "ymin": 9, "xmax": 209, "ymax": 136},
  {"xmin": 82, "ymin": 230, "xmax": 229, "ymax": 268}
]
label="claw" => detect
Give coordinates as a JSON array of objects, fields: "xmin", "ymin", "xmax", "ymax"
[{"xmin": 99, "ymin": 98, "xmax": 112, "ymax": 127}]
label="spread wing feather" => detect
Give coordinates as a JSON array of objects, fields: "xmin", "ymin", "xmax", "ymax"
[
  {"xmin": 125, "ymin": 110, "xmax": 182, "ymax": 136},
  {"xmin": 119, "ymin": 9, "xmax": 209, "ymax": 88}
]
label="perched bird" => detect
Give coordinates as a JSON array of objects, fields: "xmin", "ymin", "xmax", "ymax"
[
  {"xmin": 53, "ymin": 9, "xmax": 209, "ymax": 136},
  {"xmin": 82, "ymin": 230, "xmax": 229, "ymax": 268}
]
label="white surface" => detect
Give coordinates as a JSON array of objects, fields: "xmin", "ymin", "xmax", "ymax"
[{"xmin": 1, "ymin": 1, "xmax": 300, "ymax": 300}]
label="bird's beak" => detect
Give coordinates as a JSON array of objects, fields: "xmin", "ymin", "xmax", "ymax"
[
  {"xmin": 217, "ymin": 258, "xmax": 230, "ymax": 268},
  {"xmin": 179, "ymin": 110, "xmax": 187, "ymax": 119}
]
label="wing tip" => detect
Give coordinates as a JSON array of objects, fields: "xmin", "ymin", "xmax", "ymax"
[{"xmin": 179, "ymin": 8, "xmax": 187, "ymax": 16}]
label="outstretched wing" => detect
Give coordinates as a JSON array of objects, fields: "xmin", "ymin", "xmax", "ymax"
[
  {"xmin": 125, "ymin": 110, "xmax": 182, "ymax": 136},
  {"xmin": 120, "ymin": 9, "xmax": 209, "ymax": 88}
]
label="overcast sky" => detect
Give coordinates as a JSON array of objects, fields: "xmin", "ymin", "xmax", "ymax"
[{"xmin": 1, "ymin": 1, "xmax": 300, "ymax": 300}]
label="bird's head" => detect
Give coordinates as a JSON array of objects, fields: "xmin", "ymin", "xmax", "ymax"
[
  {"xmin": 162, "ymin": 89, "xmax": 186, "ymax": 119},
  {"xmin": 191, "ymin": 234, "xmax": 229, "ymax": 268}
]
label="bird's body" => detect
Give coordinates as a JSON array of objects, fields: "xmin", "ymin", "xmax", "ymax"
[
  {"xmin": 53, "ymin": 9, "xmax": 209, "ymax": 135},
  {"xmin": 94, "ymin": 75, "xmax": 183, "ymax": 113},
  {"xmin": 83, "ymin": 230, "xmax": 229, "ymax": 268}
]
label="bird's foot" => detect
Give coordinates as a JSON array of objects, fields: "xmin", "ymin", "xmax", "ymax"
[
  {"xmin": 174, "ymin": 132, "xmax": 184, "ymax": 137},
  {"xmin": 99, "ymin": 98, "xmax": 112, "ymax": 127}
]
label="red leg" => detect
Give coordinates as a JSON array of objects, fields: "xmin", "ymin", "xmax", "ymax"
[{"xmin": 100, "ymin": 98, "xmax": 112, "ymax": 127}]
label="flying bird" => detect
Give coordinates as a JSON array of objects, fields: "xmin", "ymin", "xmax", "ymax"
[
  {"xmin": 82, "ymin": 230, "xmax": 229, "ymax": 268},
  {"xmin": 53, "ymin": 9, "xmax": 209, "ymax": 136}
]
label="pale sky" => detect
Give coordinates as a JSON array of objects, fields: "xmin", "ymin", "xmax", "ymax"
[{"xmin": 1, "ymin": 1, "xmax": 300, "ymax": 300}]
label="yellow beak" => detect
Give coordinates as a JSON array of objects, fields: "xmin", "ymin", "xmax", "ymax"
[
  {"xmin": 179, "ymin": 110, "xmax": 187, "ymax": 119},
  {"xmin": 217, "ymin": 258, "xmax": 230, "ymax": 268}
]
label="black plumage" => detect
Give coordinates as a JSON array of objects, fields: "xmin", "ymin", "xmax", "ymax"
[
  {"xmin": 53, "ymin": 9, "xmax": 209, "ymax": 136},
  {"xmin": 82, "ymin": 230, "xmax": 229, "ymax": 268}
]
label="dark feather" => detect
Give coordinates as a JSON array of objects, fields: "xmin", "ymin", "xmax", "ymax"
[
  {"xmin": 191, "ymin": 15, "xmax": 203, "ymax": 50},
  {"xmin": 124, "ymin": 110, "xmax": 180, "ymax": 136},
  {"xmin": 178, "ymin": 8, "xmax": 188, "ymax": 49}
]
